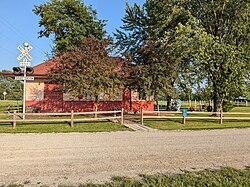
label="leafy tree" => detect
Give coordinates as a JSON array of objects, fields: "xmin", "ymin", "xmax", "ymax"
[
  {"xmin": 48, "ymin": 37, "xmax": 124, "ymax": 114},
  {"xmin": 0, "ymin": 73, "xmax": 23, "ymax": 100},
  {"xmin": 115, "ymin": 1, "xmax": 192, "ymax": 110},
  {"xmin": 116, "ymin": 0, "xmax": 250, "ymax": 112},
  {"xmin": 186, "ymin": 0, "xmax": 250, "ymax": 112},
  {"xmin": 33, "ymin": 0, "xmax": 107, "ymax": 52},
  {"xmin": 242, "ymin": 76, "xmax": 250, "ymax": 100}
]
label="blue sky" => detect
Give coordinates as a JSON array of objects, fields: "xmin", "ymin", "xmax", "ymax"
[{"xmin": 0, "ymin": 0, "xmax": 145, "ymax": 71}]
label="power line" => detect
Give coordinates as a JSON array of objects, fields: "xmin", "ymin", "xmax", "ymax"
[
  {"xmin": 0, "ymin": 45, "xmax": 17, "ymax": 57},
  {"xmin": 0, "ymin": 15, "xmax": 48, "ymax": 56}
]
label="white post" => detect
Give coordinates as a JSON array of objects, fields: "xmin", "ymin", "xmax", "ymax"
[
  {"xmin": 121, "ymin": 108, "xmax": 124, "ymax": 125},
  {"xmin": 3, "ymin": 91, "xmax": 7, "ymax": 100},
  {"xmin": 23, "ymin": 64, "xmax": 26, "ymax": 120},
  {"xmin": 70, "ymin": 110, "xmax": 74, "ymax": 127}
]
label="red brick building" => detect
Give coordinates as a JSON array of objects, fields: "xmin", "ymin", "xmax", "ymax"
[{"xmin": 6, "ymin": 58, "xmax": 154, "ymax": 113}]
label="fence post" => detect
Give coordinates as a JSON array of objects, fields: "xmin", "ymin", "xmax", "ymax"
[
  {"xmin": 220, "ymin": 109, "xmax": 223, "ymax": 125},
  {"xmin": 141, "ymin": 108, "xmax": 144, "ymax": 125},
  {"xmin": 182, "ymin": 108, "xmax": 187, "ymax": 125},
  {"xmin": 182, "ymin": 116, "xmax": 186, "ymax": 125},
  {"xmin": 121, "ymin": 108, "xmax": 124, "ymax": 125},
  {"xmin": 71, "ymin": 110, "xmax": 74, "ymax": 127},
  {"xmin": 12, "ymin": 110, "xmax": 16, "ymax": 129}
]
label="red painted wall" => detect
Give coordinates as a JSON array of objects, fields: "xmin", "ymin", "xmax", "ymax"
[{"xmin": 26, "ymin": 84, "xmax": 154, "ymax": 112}]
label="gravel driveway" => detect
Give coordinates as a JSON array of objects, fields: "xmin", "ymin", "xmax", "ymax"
[{"xmin": 1, "ymin": 128, "xmax": 250, "ymax": 186}]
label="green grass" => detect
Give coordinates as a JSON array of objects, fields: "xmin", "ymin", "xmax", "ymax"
[
  {"xmin": 155, "ymin": 101, "xmax": 250, "ymax": 112},
  {"xmin": 0, "ymin": 100, "xmax": 22, "ymax": 113},
  {"xmin": 0, "ymin": 100, "xmax": 22, "ymax": 106},
  {"xmin": 231, "ymin": 106, "xmax": 250, "ymax": 113},
  {"xmin": 144, "ymin": 118, "xmax": 250, "ymax": 130},
  {"xmin": 0, "ymin": 120, "xmax": 129, "ymax": 133},
  {"xmin": 3, "ymin": 167, "xmax": 249, "ymax": 187},
  {"xmin": 72, "ymin": 167, "xmax": 250, "ymax": 187}
]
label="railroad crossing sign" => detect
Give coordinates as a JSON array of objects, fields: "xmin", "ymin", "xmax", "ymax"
[{"xmin": 17, "ymin": 44, "xmax": 32, "ymax": 61}]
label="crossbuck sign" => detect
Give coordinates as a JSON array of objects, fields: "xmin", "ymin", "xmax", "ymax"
[{"xmin": 17, "ymin": 45, "xmax": 33, "ymax": 61}]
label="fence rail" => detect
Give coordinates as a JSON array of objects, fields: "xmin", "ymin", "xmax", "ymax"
[
  {"xmin": 0, "ymin": 109, "xmax": 124, "ymax": 129},
  {"xmin": 141, "ymin": 110, "xmax": 250, "ymax": 125}
]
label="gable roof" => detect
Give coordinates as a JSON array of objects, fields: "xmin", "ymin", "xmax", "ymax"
[
  {"xmin": 33, "ymin": 58, "xmax": 58, "ymax": 75},
  {"xmin": 2, "ymin": 56, "xmax": 126, "ymax": 79}
]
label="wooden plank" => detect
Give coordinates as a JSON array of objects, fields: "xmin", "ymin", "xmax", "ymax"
[
  {"xmin": 13, "ymin": 111, "xmax": 16, "ymax": 129},
  {"xmin": 186, "ymin": 117, "xmax": 221, "ymax": 119},
  {"xmin": 15, "ymin": 119, "xmax": 70, "ymax": 122},
  {"xmin": 141, "ymin": 108, "xmax": 144, "ymax": 125},
  {"xmin": 223, "ymin": 112, "xmax": 250, "ymax": 115},
  {"xmin": 0, "ymin": 120, "xmax": 14, "ymax": 122},
  {"xmin": 70, "ymin": 110, "xmax": 74, "ymax": 127},
  {"xmin": 13, "ymin": 116, "xmax": 122, "ymax": 123},
  {"xmin": 223, "ymin": 117, "xmax": 250, "ymax": 120},
  {"xmin": 121, "ymin": 108, "xmax": 124, "ymax": 125},
  {"xmin": 23, "ymin": 110, "xmax": 122, "ymax": 116},
  {"xmin": 142, "ymin": 111, "xmax": 222, "ymax": 115},
  {"xmin": 143, "ymin": 111, "xmax": 182, "ymax": 114},
  {"xmin": 72, "ymin": 117, "xmax": 121, "ymax": 122},
  {"xmin": 0, "ymin": 113, "xmax": 13, "ymax": 116},
  {"xmin": 75, "ymin": 111, "xmax": 122, "ymax": 115},
  {"xmin": 24, "ymin": 113, "xmax": 72, "ymax": 116},
  {"xmin": 143, "ymin": 116, "xmax": 221, "ymax": 120},
  {"xmin": 143, "ymin": 116, "xmax": 183, "ymax": 119}
]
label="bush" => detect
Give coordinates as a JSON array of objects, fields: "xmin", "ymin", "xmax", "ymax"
[{"xmin": 223, "ymin": 100, "xmax": 234, "ymax": 112}]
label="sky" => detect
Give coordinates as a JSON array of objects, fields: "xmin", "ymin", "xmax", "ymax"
[{"xmin": 0, "ymin": 0, "xmax": 145, "ymax": 71}]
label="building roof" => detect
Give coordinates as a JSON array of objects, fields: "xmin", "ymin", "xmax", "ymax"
[
  {"xmin": 33, "ymin": 58, "xmax": 58, "ymax": 75},
  {"xmin": 2, "ymin": 56, "xmax": 126, "ymax": 79}
]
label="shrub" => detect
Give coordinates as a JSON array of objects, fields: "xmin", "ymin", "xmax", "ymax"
[{"xmin": 223, "ymin": 100, "xmax": 234, "ymax": 112}]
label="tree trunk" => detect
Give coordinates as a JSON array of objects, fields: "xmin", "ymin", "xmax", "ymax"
[
  {"xmin": 156, "ymin": 100, "xmax": 160, "ymax": 114},
  {"xmin": 94, "ymin": 97, "xmax": 99, "ymax": 118},
  {"xmin": 213, "ymin": 92, "xmax": 222, "ymax": 114},
  {"xmin": 166, "ymin": 96, "xmax": 171, "ymax": 111}
]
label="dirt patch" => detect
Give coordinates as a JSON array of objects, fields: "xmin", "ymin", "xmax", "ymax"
[{"xmin": 0, "ymin": 129, "xmax": 250, "ymax": 186}]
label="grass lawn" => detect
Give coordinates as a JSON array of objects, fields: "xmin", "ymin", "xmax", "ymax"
[
  {"xmin": 79, "ymin": 167, "xmax": 250, "ymax": 187},
  {"xmin": 4, "ymin": 167, "xmax": 249, "ymax": 187},
  {"xmin": 0, "ymin": 120, "xmax": 129, "ymax": 133},
  {"xmin": 144, "ymin": 118, "xmax": 250, "ymax": 130},
  {"xmin": 149, "ymin": 103, "xmax": 250, "ymax": 130},
  {"xmin": 231, "ymin": 106, "xmax": 250, "ymax": 113},
  {"xmin": 0, "ymin": 100, "xmax": 22, "ymax": 113}
]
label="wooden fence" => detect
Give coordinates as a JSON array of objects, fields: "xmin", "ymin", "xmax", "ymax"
[
  {"xmin": 140, "ymin": 110, "xmax": 250, "ymax": 125},
  {"xmin": 0, "ymin": 109, "xmax": 124, "ymax": 129}
]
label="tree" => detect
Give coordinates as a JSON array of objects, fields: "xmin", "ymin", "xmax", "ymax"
[
  {"xmin": 0, "ymin": 72, "xmax": 23, "ymax": 100},
  {"xmin": 115, "ymin": 1, "xmax": 192, "ymax": 110},
  {"xmin": 116, "ymin": 0, "xmax": 250, "ymax": 112},
  {"xmin": 33, "ymin": 0, "xmax": 107, "ymax": 52},
  {"xmin": 48, "ymin": 37, "xmax": 124, "ymax": 114},
  {"xmin": 186, "ymin": 0, "xmax": 250, "ymax": 112}
]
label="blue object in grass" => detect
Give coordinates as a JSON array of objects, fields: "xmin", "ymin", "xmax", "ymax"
[{"xmin": 182, "ymin": 108, "xmax": 187, "ymax": 117}]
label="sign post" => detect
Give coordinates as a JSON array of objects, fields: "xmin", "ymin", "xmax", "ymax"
[
  {"xmin": 182, "ymin": 108, "xmax": 188, "ymax": 124},
  {"xmin": 3, "ymin": 91, "xmax": 7, "ymax": 100},
  {"xmin": 16, "ymin": 42, "xmax": 33, "ymax": 119}
]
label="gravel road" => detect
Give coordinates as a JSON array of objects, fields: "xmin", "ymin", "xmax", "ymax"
[{"xmin": 0, "ymin": 128, "xmax": 250, "ymax": 186}]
